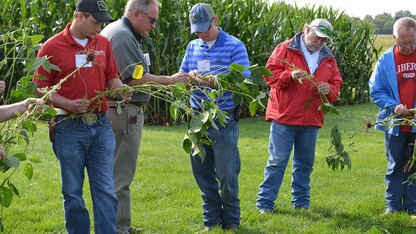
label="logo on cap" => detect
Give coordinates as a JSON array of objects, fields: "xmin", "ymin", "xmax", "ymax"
[{"xmin": 97, "ymin": 1, "xmax": 107, "ymax": 11}]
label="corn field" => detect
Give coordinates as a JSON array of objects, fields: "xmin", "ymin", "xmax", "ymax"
[{"xmin": 0, "ymin": 0, "xmax": 380, "ymax": 124}]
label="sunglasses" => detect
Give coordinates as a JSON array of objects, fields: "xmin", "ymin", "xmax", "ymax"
[
  {"xmin": 312, "ymin": 25, "xmax": 334, "ymax": 38},
  {"xmin": 195, "ymin": 18, "xmax": 214, "ymax": 34},
  {"xmin": 139, "ymin": 10, "xmax": 157, "ymax": 25}
]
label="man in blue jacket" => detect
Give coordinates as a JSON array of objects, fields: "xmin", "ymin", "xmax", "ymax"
[{"xmin": 369, "ymin": 17, "xmax": 416, "ymax": 215}]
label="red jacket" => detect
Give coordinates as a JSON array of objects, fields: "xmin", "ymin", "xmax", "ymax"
[{"xmin": 264, "ymin": 33, "xmax": 343, "ymax": 127}]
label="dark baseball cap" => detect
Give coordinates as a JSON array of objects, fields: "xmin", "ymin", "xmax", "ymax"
[{"xmin": 76, "ymin": 0, "xmax": 113, "ymax": 23}]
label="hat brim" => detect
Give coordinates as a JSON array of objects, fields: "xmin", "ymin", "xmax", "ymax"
[
  {"xmin": 311, "ymin": 28, "xmax": 330, "ymax": 39},
  {"xmin": 91, "ymin": 12, "xmax": 114, "ymax": 23},
  {"xmin": 190, "ymin": 22, "xmax": 211, "ymax": 33}
]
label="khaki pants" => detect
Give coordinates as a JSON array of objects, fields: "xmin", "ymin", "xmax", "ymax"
[{"xmin": 107, "ymin": 103, "xmax": 144, "ymax": 233}]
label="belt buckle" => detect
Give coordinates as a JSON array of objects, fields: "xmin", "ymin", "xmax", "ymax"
[{"xmin": 82, "ymin": 113, "xmax": 98, "ymax": 125}]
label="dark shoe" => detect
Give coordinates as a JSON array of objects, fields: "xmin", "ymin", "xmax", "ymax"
[
  {"xmin": 294, "ymin": 206, "xmax": 309, "ymax": 210},
  {"xmin": 128, "ymin": 227, "xmax": 143, "ymax": 234},
  {"xmin": 223, "ymin": 225, "xmax": 239, "ymax": 232}
]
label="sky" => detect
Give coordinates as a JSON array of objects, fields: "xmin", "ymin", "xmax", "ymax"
[{"xmin": 271, "ymin": 0, "xmax": 414, "ymax": 19}]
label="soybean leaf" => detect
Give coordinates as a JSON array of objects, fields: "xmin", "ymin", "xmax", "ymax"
[
  {"xmin": 28, "ymin": 156, "xmax": 41, "ymax": 163},
  {"xmin": 12, "ymin": 153, "xmax": 27, "ymax": 161},
  {"xmin": 23, "ymin": 163, "xmax": 33, "ymax": 180},
  {"xmin": 0, "ymin": 187, "xmax": 13, "ymax": 208}
]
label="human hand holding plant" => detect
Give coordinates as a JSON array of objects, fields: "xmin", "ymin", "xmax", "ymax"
[
  {"xmin": 0, "ymin": 81, "xmax": 5, "ymax": 93},
  {"xmin": 291, "ymin": 69, "xmax": 308, "ymax": 82},
  {"xmin": 394, "ymin": 104, "xmax": 413, "ymax": 116}
]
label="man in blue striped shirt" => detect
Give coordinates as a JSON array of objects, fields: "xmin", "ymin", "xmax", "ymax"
[{"xmin": 179, "ymin": 3, "xmax": 250, "ymax": 232}]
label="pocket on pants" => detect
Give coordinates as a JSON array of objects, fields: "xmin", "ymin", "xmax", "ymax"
[{"xmin": 107, "ymin": 107, "xmax": 129, "ymax": 131}]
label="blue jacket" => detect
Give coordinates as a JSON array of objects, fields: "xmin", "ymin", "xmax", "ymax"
[{"xmin": 369, "ymin": 46, "xmax": 416, "ymax": 135}]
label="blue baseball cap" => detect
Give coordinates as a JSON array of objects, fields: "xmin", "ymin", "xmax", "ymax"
[{"xmin": 189, "ymin": 3, "xmax": 215, "ymax": 33}]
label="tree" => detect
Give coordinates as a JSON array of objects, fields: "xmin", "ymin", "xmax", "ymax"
[
  {"xmin": 394, "ymin": 10, "xmax": 415, "ymax": 21},
  {"xmin": 373, "ymin": 13, "xmax": 394, "ymax": 34}
]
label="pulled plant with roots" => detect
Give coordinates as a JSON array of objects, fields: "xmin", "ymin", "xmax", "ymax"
[
  {"xmin": 269, "ymin": 57, "xmax": 352, "ymax": 171},
  {"xmin": 0, "ymin": 33, "xmax": 96, "ymax": 230},
  {"xmin": 90, "ymin": 63, "xmax": 271, "ymax": 161},
  {"xmin": 365, "ymin": 109, "xmax": 416, "ymax": 183}
]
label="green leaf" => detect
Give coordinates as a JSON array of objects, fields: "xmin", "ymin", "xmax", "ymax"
[
  {"xmin": 259, "ymin": 66, "xmax": 273, "ymax": 77},
  {"xmin": 249, "ymin": 69, "xmax": 266, "ymax": 85},
  {"xmin": 182, "ymin": 134, "xmax": 192, "ymax": 153},
  {"xmin": 12, "ymin": 153, "xmax": 27, "ymax": 161},
  {"xmin": 29, "ymin": 56, "xmax": 48, "ymax": 72},
  {"xmin": 175, "ymin": 82, "xmax": 187, "ymax": 91},
  {"xmin": 0, "ymin": 187, "xmax": 13, "ymax": 208},
  {"xmin": 28, "ymin": 156, "xmax": 41, "ymax": 163},
  {"xmin": 7, "ymin": 181, "xmax": 20, "ymax": 197},
  {"xmin": 230, "ymin": 64, "xmax": 245, "ymax": 73},
  {"xmin": 231, "ymin": 92, "xmax": 242, "ymax": 106},
  {"xmin": 28, "ymin": 34, "xmax": 44, "ymax": 46},
  {"xmin": 24, "ymin": 163, "xmax": 34, "ymax": 180},
  {"xmin": 41, "ymin": 106, "xmax": 58, "ymax": 119},
  {"xmin": 169, "ymin": 104, "xmax": 179, "ymax": 121},
  {"xmin": 22, "ymin": 120, "xmax": 37, "ymax": 134},
  {"xmin": 189, "ymin": 116, "xmax": 202, "ymax": 132},
  {"xmin": 249, "ymin": 100, "xmax": 258, "ymax": 116}
]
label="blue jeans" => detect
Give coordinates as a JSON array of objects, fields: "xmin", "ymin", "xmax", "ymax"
[
  {"xmin": 256, "ymin": 121, "xmax": 319, "ymax": 210},
  {"xmin": 191, "ymin": 114, "xmax": 240, "ymax": 228},
  {"xmin": 53, "ymin": 114, "xmax": 118, "ymax": 234},
  {"xmin": 385, "ymin": 132, "xmax": 416, "ymax": 212}
]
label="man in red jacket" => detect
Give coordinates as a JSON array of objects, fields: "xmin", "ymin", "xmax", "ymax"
[{"xmin": 256, "ymin": 19, "xmax": 343, "ymax": 213}]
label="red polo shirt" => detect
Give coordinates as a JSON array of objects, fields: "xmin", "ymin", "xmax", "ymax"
[{"xmin": 34, "ymin": 23, "xmax": 119, "ymax": 114}]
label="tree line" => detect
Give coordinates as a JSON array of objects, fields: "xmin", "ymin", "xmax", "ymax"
[{"xmin": 362, "ymin": 10, "xmax": 416, "ymax": 34}]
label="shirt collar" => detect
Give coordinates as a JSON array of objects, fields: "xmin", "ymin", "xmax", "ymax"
[{"xmin": 122, "ymin": 16, "xmax": 143, "ymax": 42}]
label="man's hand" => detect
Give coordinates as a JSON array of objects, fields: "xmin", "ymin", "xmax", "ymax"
[
  {"xmin": 119, "ymin": 84, "xmax": 133, "ymax": 101},
  {"xmin": 317, "ymin": 82, "xmax": 330, "ymax": 96},
  {"xmin": 0, "ymin": 81, "xmax": 5, "ymax": 93},
  {"xmin": 68, "ymin": 99, "xmax": 91, "ymax": 114},
  {"xmin": 23, "ymin": 98, "xmax": 44, "ymax": 111},
  {"xmin": 170, "ymin": 72, "xmax": 192, "ymax": 85},
  {"xmin": 188, "ymin": 70, "xmax": 217, "ymax": 88},
  {"xmin": 291, "ymin": 70, "xmax": 308, "ymax": 82},
  {"xmin": 394, "ymin": 104, "xmax": 411, "ymax": 116}
]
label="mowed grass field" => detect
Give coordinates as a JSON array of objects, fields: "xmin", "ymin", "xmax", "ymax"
[
  {"xmin": 373, "ymin": 34, "xmax": 395, "ymax": 52},
  {"xmin": 2, "ymin": 103, "xmax": 416, "ymax": 233}
]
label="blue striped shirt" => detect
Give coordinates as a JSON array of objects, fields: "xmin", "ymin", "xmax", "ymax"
[{"xmin": 179, "ymin": 29, "xmax": 250, "ymax": 110}]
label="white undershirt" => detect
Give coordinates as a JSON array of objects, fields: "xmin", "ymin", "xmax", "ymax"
[
  {"xmin": 205, "ymin": 39, "xmax": 217, "ymax": 49},
  {"xmin": 73, "ymin": 37, "xmax": 88, "ymax": 47},
  {"xmin": 300, "ymin": 36, "xmax": 320, "ymax": 75}
]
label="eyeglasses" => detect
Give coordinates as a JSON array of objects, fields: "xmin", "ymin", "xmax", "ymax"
[
  {"xmin": 312, "ymin": 25, "xmax": 334, "ymax": 38},
  {"xmin": 396, "ymin": 39, "xmax": 416, "ymax": 47},
  {"xmin": 139, "ymin": 10, "xmax": 157, "ymax": 25}
]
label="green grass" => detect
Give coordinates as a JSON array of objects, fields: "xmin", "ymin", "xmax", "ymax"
[
  {"xmin": 373, "ymin": 34, "xmax": 395, "ymax": 51},
  {"xmin": 2, "ymin": 103, "xmax": 416, "ymax": 233}
]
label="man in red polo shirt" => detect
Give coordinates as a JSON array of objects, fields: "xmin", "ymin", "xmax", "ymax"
[{"xmin": 33, "ymin": 0, "xmax": 130, "ymax": 233}]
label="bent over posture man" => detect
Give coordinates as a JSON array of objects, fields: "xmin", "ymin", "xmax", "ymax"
[
  {"xmin": 101, "ymin": 0, "xmax": 189, "ymax": 233},
  {"xmin": 33, "ymin": 0, "xmax": 131, "ymax": 232},
  {"xmin": 369, "ymin": 17, "xmax": 416, "ymax": 215},
  {"xmin": 179, "ymin": 3, "xmax": 250, "ymax": 232},
  {"xmin": 256, "ymin": 18, "xmax": 343, "ymax": 213}
]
